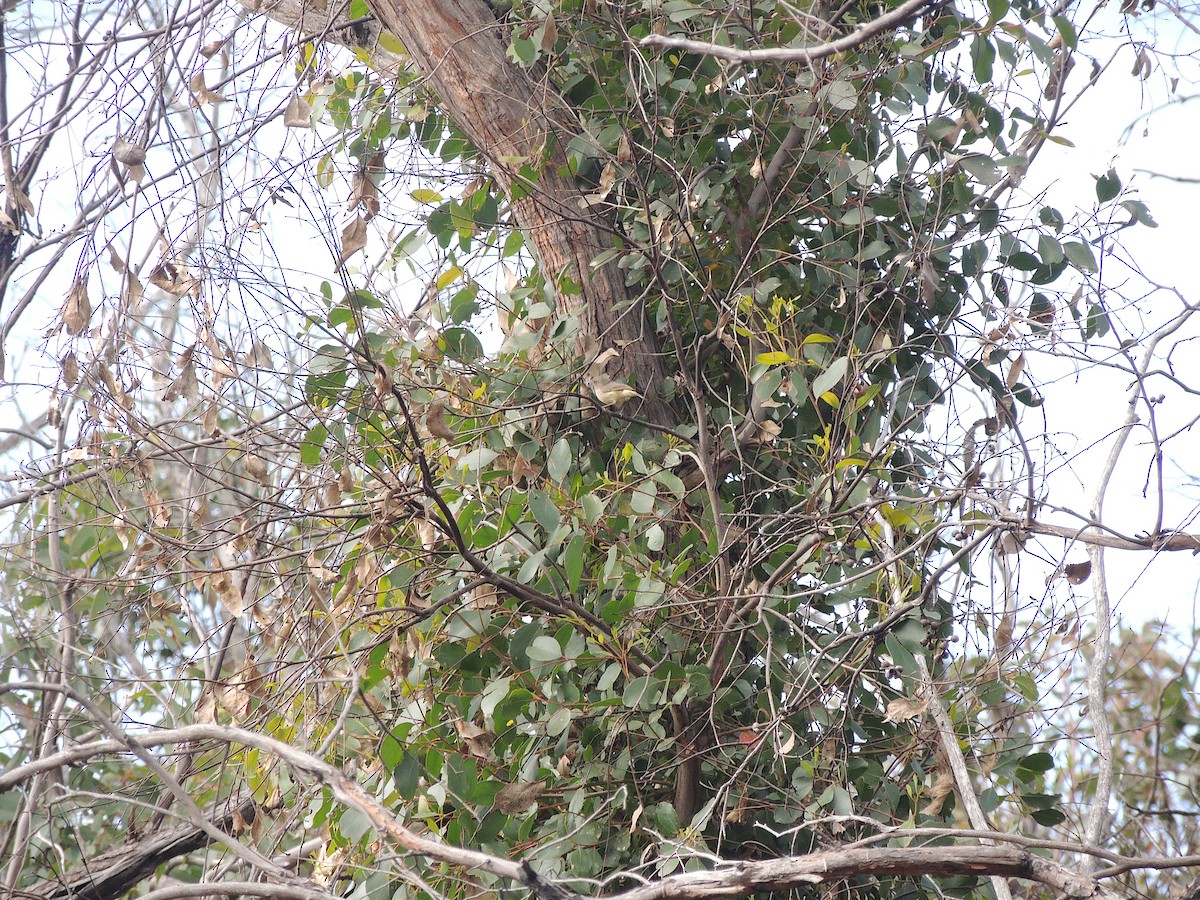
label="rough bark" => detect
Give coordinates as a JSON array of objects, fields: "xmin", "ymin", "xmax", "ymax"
[
  {"xmin": 25, "ymin": 798, "xmax": 257, "ymax": 900},
  {"xmin": 248, "ymin": 0, "xmax": 672, "ymax": 419}
]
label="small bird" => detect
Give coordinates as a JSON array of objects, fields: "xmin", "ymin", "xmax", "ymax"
[{"xmin": 584, "ymin": 371, "xmax": 642, "ymax": 408}]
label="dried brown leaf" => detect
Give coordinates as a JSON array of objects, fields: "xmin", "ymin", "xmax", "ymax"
[
  {"xmin": 426, "ymin": 398, "xmax": 456, "ymax": 440},
  {"xmin": 107, "ymin": 246, "xmax": 126, "ymax": 273},
  {"xmin": 195, "ymin": 690, "xmax": 217, "ymax": 724},
  {"xmin": 539, "ymin": 13, "xmax": 558, "ymax": 52},
  {"xmin": 8, "ymin": 183, "xmax": 31, "ymax": 217},
  {"xmin": 216, "ymin": 681, "xmax": 251, "ymax": 722},
  {"xmin": 373, "ymin": 361, "xmax": 392, "ymax": 402},
  {"xmin": 200, "ymin": 37, "xmax": 227, "ymax": 57},
  {"xmin": 617, "ymin": 131, "xmax": 632, "ymax": 164},
  {"xmin": 922, "ymin": 768, "xmax": 956, "ymax": 815},
  {"xmin": 244, "ymin": 453, "xmax": 269, "ymax": 482},
  {"xmin": 1005, "ymin": 352, "xmax": 1026, "ymax": 390},
  {"xmin": 509, "ymin": 451, "xmax": 541, "ymax": 486},
  {"xmin": 306, "ymin": 549, "xmax": 339, "ymax": 585},
  {"xmin": 884, "ymin": 695, "xmax": 929, "ymax": 723},
  {"xmin": 63, "ymin": 277, "xmax": 91, "ymax": 336},
  {"xmin": 112, "ymin": 136, "xmax": 147, "ymax": 166},
  {"xmin": 124, "ymin": 272, "xmax": 144, "ymax": 309},
  {"xmin": 164, "ymin": 345, "xmax": 198, "ymax": 402},
  {"xmin": 284, "ymin": 93, "xmax": 313, "ymax": 128},
  {"xmin": 919, "ymin": 258, "xmax": 939, "ymax": 307},
  {"xmin": 189, "ymin": 71, "xmax": 227, "ymax": 106},
  {"xmin": 149, "ymin": 259, "xmax": 196, "ymax": 296},
  {"xmin": 212, "ymin": 569, "xmax": 244, "ymax": 617},
  {"xmin": 456, "ymin": 719, "xmax": 494, "ymax": 760},
  {"xmin": 1064, "ymin": 560, "xmax": 1092, "ymax": 584},
  {"xmin": 338, "ymin": 215, "xmax": 367, "ymax": 265},
  {"xmin": 494, "ymin": 781, "xmax": 544, "ymax": 814},
  {"xmin": 469, "ymin": 583, "xmax": 500, "ymax": 610},
  {"xmin": 60, "ymin": 352, "xmax": 79, "ymax": 388},
  {"xmin": 350, "ymin": 171, "xmax": 380, "ymax": 220}
]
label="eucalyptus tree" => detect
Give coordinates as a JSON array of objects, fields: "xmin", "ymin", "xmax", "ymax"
[{"xmin": 0, "ymin": 2, "xmax": 1196, "ymax": 900}]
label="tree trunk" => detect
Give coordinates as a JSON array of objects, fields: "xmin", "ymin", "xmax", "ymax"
[{"xmin": 249, "ymin": 0, "xmax": 672, "ymax": 418}]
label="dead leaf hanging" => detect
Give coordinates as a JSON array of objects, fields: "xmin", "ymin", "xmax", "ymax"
[
  {"xmin": 112, "ymin": 137, "xmax": 146, "ymax": 166},
  {"xmin": 337, "ymin": 215, "xmax": 367, "ymax": 265},
  {"xmin": 149, "ymin": 259, "xmax": 197, "ymax": 296},
  {"xmin": 63, "ymin": 277, "xmax": 92, "ymax": 336},
  {"xmin": 284, "ymin": 93, "xmax": 312, "ymax": 128},
  {"xmin": 189, "ymin": 71, "xmax": 227, "ymax": 106},
  {"xmin": 425, "ymin": 398, "xmax": 456, "ymax": 440}
]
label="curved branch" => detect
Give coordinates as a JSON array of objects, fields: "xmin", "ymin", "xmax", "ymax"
[{"xmin": 640, "ymin": 0, "xmax": 938, "ymax": 65}]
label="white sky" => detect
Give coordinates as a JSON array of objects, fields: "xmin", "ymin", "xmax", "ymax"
[{"xmin": 1007, "ymin": 5, "xmax": 1200, "ymax": 626}]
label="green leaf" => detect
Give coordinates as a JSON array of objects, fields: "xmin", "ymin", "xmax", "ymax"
[
  {"xmin": 1063, "ymin": 241, "xmax": 1098, "ymax": 272},
  {"xmin": 563, "ymin": 535, "xmax": 585, "ymax": 593},
  {"xmin": 962, "ymin": 240, "xmax": 987, "ymax": 277},
  {"xmin": 631, "ymin": 484, "xmax": 656, "ymax": 515},
  {"xmin": 654, "ymin": 471, "xmax": 685, "ymax": 501},
  {"xmin": 972, "ymin": 36, "xmax": 996, "ymax": 83},
  {"xmin": 548, "ymin": 438, "xmax": 572, "ymax": 483},
  {"xmin": 1039, "ymin": 206, "xmax": 1064, "ymax": 231},
  {"xmin": 528, "ymin": 489, "xmax": 560, "ymax": 534},
  {"xmin": 527, "ymin": 635, "xmax": 562, "ymax": 663},
  {"xmin": 440, "ymin": 326, "xmax": 484, "ymax": 362},
  {"xmin": 812, "ymin": 356, "xmax": 848, "ymax": 398},
  {"xmin": 755, "ymin": 350, "xmax": 792, "ymax": 366},
  {"xmin": 436, "ymin": 265, "xmax": 464, "ymax": 290},
  {"xmin": 1095, "ymin": 169, "xmax": 1121, "ymax": 203},
  {"xmin": 1018, "ymin": 751, "xmax": 1055, "ymax": 773},
  {"xmin": 380, "ymin": 732, "xmax": 404, "ymax": 771},
  {"xmin": 646, "ymin": 523, "xmax": 665, "ymax": 552},
  {"xmin": 546, "ymin": 706, "xmax": 572, "ymax": 736},
  {"xmin": 480, "ymin": 678, "xmax": 511, "ymax": 719},
  {"xmin": 622, "ymin": 675, "xmax": 661, "ymax": 709},
  {"xmin": 1037, "ymin": 234, "xmax": 1064, "ymax": 265},
  {"xmin": 1051, "ymin": 14, "xmax": 1077, "ymax": 48},
  {"xmin": 391, "ymin": 750, "xmax": 420, "ymax": 796},
  {"xmin": 517, "ymin": 549, "xmax": 547, "ymax": 584},
  {"xmin": 301, "ymin": 424, "xmax": 327, "ymax": 466},
  {"xmin": 959, "ymin": 154, "xmax": 1002, "ymax": 185},
  {"xmin": 1085, "ymin": 303, "xmax": 1111, "ymax": 340},
  {"xmin": 1120, "ymin": 199, "xmax": 1158, "ymax": 227},
  {"xmin": 1031, "ymin": 807, "xmax": 1067, "ymax": 826},
  {"xmin": 339, "ymin": 807, "xmax": 374, "ymax": 844}
]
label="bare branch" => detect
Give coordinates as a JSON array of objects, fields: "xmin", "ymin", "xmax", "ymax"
[{"xmin": 639, "ymin": 0, "xmax": 937, "ymax": 65}]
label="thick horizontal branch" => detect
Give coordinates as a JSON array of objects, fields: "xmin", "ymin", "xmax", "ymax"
[
  {"xmin": 608, "ymin": 847, "xmax": 1117, "ymax": 900},
  {"xmin": 123, "ymin": 883, "xmax": 339, "ymax": 900},
  {"xmin": 640, "ymin": 0, "xmax": 937, "ymax": 65},
  {"xmin": 23, "ymin": 799, "xmax": 262, "ymax": 900},
  {"xmin": 0, "ymin": 706, "xmax": 1125, "ymax": 900},
  {"xmin": 1025, "ymin": 520, "xmax": 1200, "ymax": 552},
  {"xmin": 986, "ymin": 512, "xmax": 1200, "ymax": 552}
]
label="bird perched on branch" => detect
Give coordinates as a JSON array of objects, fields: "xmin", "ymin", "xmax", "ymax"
[
  {"xmin": 584, "ymin": 346, "xmax": 642, "ymax": 409},
  {"xmin": 584, "ymin": 370, "xmax": 642, "ymax": 408}
]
